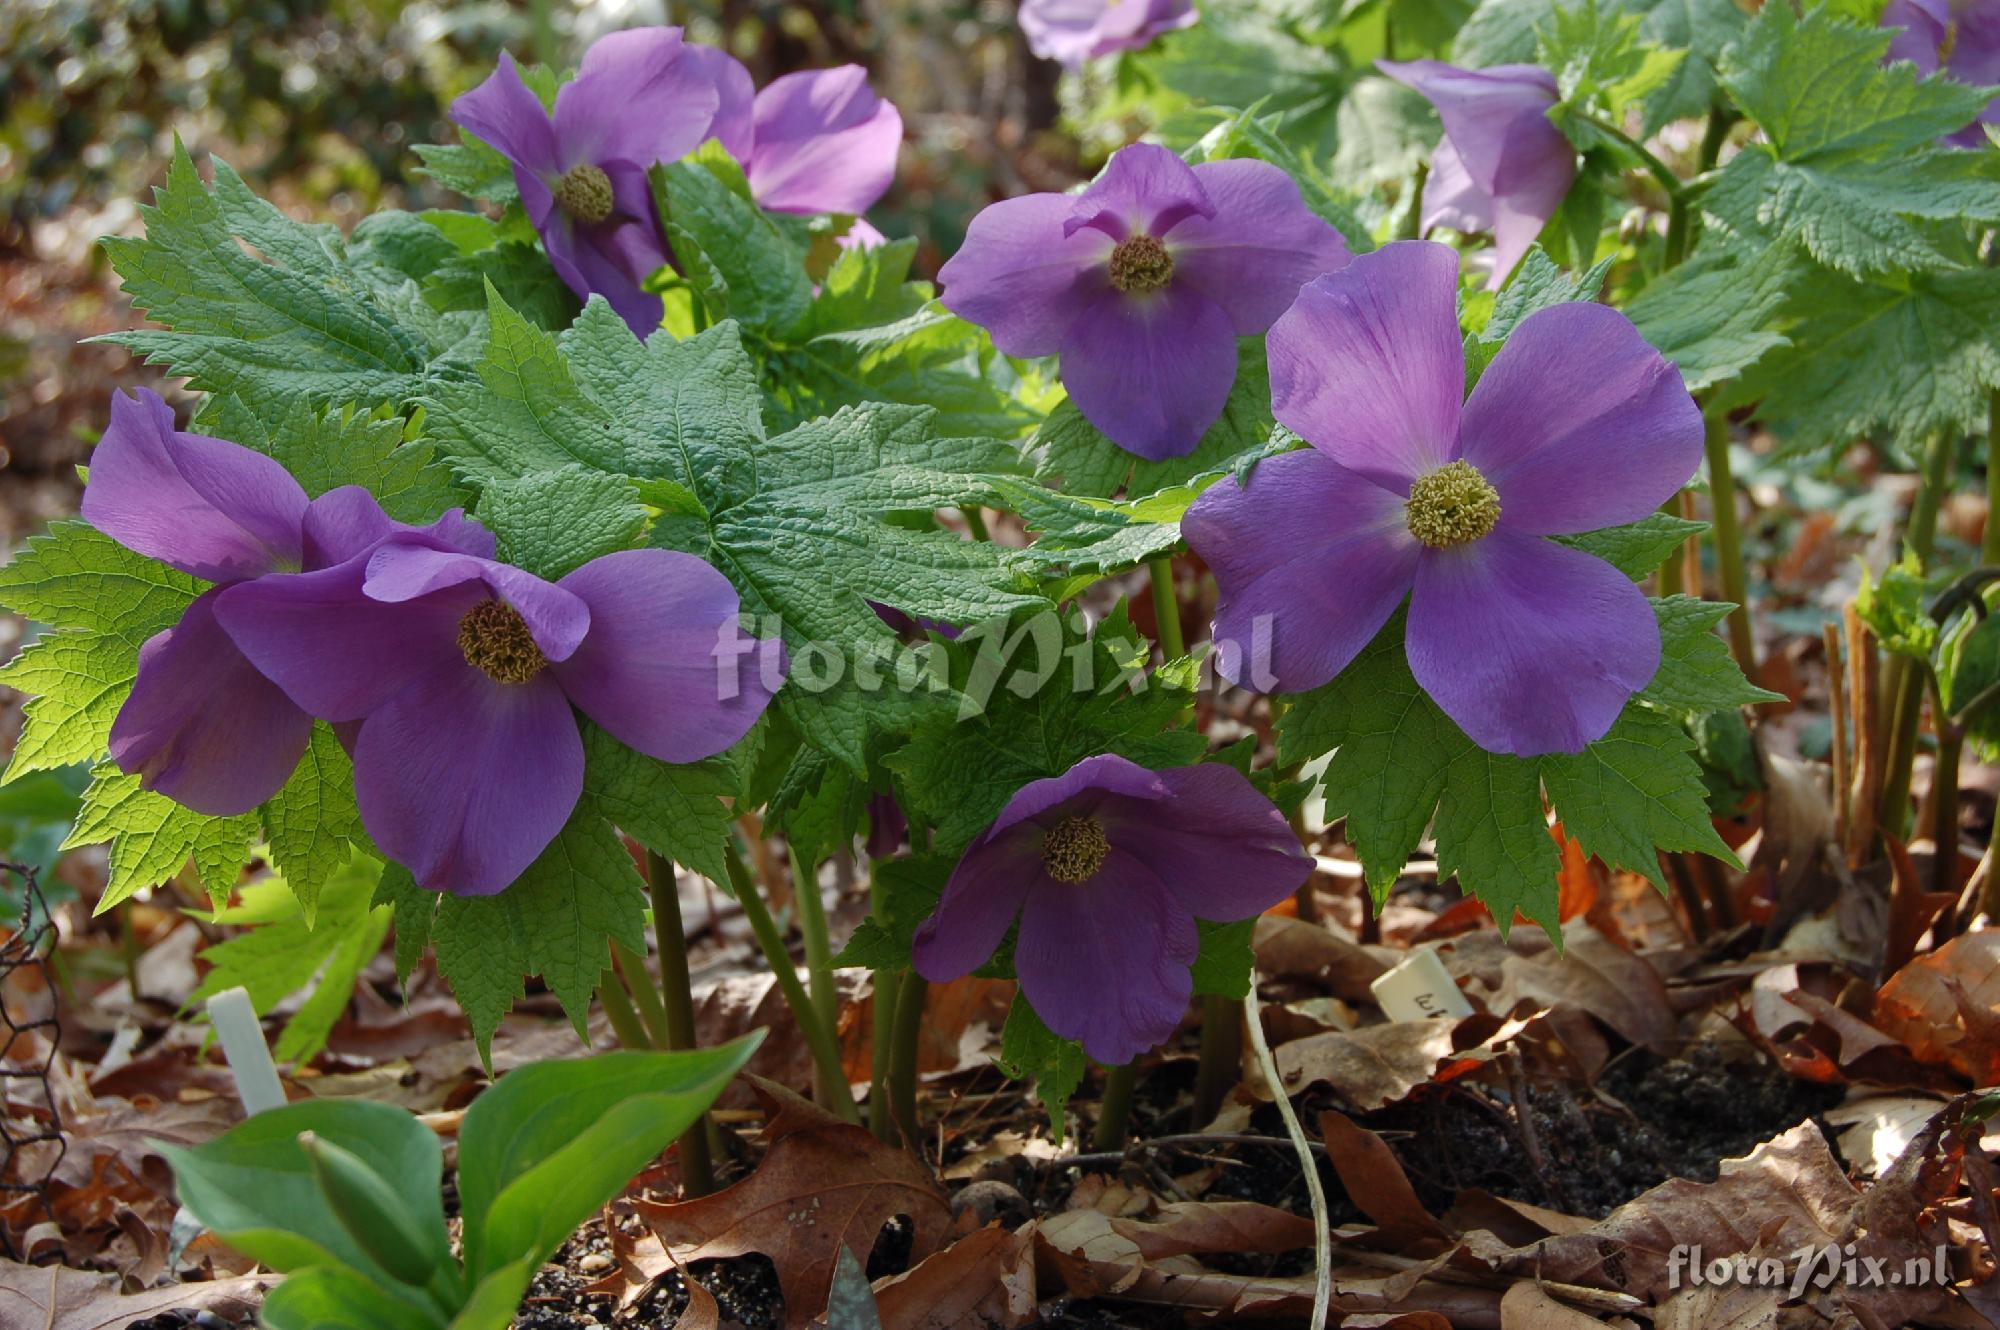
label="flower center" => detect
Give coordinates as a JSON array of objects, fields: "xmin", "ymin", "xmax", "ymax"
[
  {"xmin": 1108, "ymin": 235, "xmax": 1174, "ymax": 294},
  {"xmin": 1041, "ymin": 815, "xmax": 1109, "ymax": 884},
  {"xmin": 1405, "ymin": 460, "xmax": 1501, "ymax": 548},
  {"xmin": 554, "ymin": 163, "xmax": 614, "ymax": 224},
  {"xmin": 457, "ymin": 599, "xmax": 548, "ymax": 684}
]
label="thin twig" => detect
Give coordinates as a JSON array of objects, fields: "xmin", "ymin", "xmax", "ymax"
[{"xmin": 1243, "ymin": 970, "xmax": 1332, "ymax": 1330}]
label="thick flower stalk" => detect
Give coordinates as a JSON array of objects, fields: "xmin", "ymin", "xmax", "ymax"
[
  {"xmin": 216, "ymin": 542, "xmax": 784, "ymax": 895},
  {"xmin": 939, "ymin": 142, "xmax": 1351, "ymax": 460},
  {"xmin": 1379, "ymin": 59, "xmax": 1576, "ymax": 290},
  {"xmin": 1882, "ymin": 0, "xmax": 2000, "ymax": 145},
  {"xmin": 82, "ymin": 389, "xmax": 483, "ymax": 816},
  {"xmin": 1020, "ymin": 0, "xmax": 1199, "ymax": 69},
  {"xmin": 1183, "ymin": 241, "xmax": 1703, "ymax": 756},
  {"xmin": 455, "ymin": 28, "xmax": 902, "ymax": 333},
  {"xmin": 911, "ymin": 753, "xmax": 1311, "ymax": 1065}
]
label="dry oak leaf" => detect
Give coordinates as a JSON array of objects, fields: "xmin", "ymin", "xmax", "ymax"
[
  {"xmin": 1487, "ymin": 920, "xmax": 1676, "ymax": 1054},
  {"xmin": 630, "ymin": 1077, "xmax": 950, "ymax": 1329},
  {"xmin": 1263, "ymin": 1017, "xmax": 1458, "ymax": 1110},
  {"xmin": 0, "ymin": 1259, "xmax": 271, "ymax": 1330},
  {"xmin": 1319, "ymin": 1110, "xmax": 1452, "ymax": 1249},
  {"xmin": 1874, "ymin": 930, "xmax": 2000, "ymax": 1086},
  {"xmin": 863, "ymin": 1222, "xmax": 1037, "ymax": 1330}
]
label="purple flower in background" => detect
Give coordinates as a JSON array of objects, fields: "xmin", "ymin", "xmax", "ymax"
[
  {"xmin": 1379, "ymin": 60, "xmax": 1576, "ymax": 290},
  {"xmin": 723, "ymin": 64, "xmax": 904, "ymax": 219},
  {"xmin": 1882, "ymin": 0, "xmax": 2000, "ymax": 146},
  {"xmin": 453, "ymin": 28, "xmax": 722, "ymax": 335},
  {"xmin": 912, "ymin": 753, "xmax": 1310, "ymax": 1065},
  {"xmin": 216, "ymin": 545, "xmax": 784, "ymax": 895},
  {"xmin": 82, "ymin": 389, "xmax": 483, "ymax": 817},
  {"xmin": 939, "ymin": 143, "xmax": 1351, "ymax": 460},
  {"xmin": 1020, "ymin": 0, "xmax": 1198, "ymax": 69},
  {"xmin": 1183, "ymin": 242, "xmax": 1702, "ymax": 756}
]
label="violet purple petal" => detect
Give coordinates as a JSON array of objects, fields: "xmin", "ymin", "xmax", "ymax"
[
  {"xmin": 1407, "ymin": 529, "xmax": 1661, "ymax": 755},
  {"xmin": 82, "ymin": 388, "xmax": 309, "ymax": 583},
  {"xmin": 746, "ymin": 66, "xmax": 903, "ymax": 217},
  {"xmin": 554, "ymin": 26, "xmax": 718, "ymax": 170},
  {"xmin": 1166, "ymin": 158, "xmax": 1353, "ymax": 334},
  {"xmin": 360, "ymin": 544, "xmax": 590, "ymax": 665},
  {"xmin": 1458, "ymin": 302, "xmax": 1704, "ymax": 536},
  {"xmin": 910, "ymin": 825, "xmax": 1040, "ymax": 980},
  {"xmin": 550, "ymin": 549, "xmax": 784, "ymax": 763},
  {"xmin": 109, "ymin": 588, "xmax": 314, "ymax": 817},
  {"xmin": 1057, "ymin": 282, "xmax": 1238, "ymax": 460},
  {"xmin": 451, "ymin": 52, "xmax": 561, "ymax": 179},
  {"xmin": 1182, "ymin": 448, "xmax": 1420, "ymax": 693},
  {"xmin": 1268, "ymin": 240, "xmax": 1464, "ymax": 488},
  {"xmin": 937, "ymin": 192, "xmax": 1113, "ymax": 357}
]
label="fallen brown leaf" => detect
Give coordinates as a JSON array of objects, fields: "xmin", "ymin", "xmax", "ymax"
[
  {"xmin": 1319, "ymin": 1110, "xmax": 1451, "ymax": 1248},
  {"xmin": 628, "ymin": 1077, "xmax": 951, "ymax": 1328},
  {"xmin": 0, "ymin": 1259, "xmax": 270, "ymax": 1330},
  {"xmin": 1264, "ymin": 1017, "xmax": 1457, "ymax": 1110},
  {"xmin": 1487, "ymin": 921, "xmax": 1676, "ymax": 1053},
  {"xmin": 1500, "ymin": 1280, "xmax": 1617, "ymax": 1329},
  {"xmin": 865, "ymin": 1223, "xmax": 1036, "ymax": 1330},
  {"xmin": 1875, "ymin": 930, "xmax": 2000, "ymax": 1085}
]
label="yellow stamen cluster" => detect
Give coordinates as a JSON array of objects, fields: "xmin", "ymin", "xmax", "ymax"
[
  {"xmin": 554, "ymin": 163, "xmax": 615, "ymax": 224},
  {"xmin": 1108, "ymin": 235, "xmax": 1174, "ymax": 294},
  {"xmin": 1405, "ymin": 460, "xmax": 1502, "ymax": 548},
  {"xmin": 458, "ymin": 600, "xmax": 549, "ymax": 684},
  {"xmin": 1041, "ymin": 815, "xmax": 1110, "ymax": 884}
]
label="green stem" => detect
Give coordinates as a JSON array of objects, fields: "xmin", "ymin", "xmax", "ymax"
[
  {"xmin": 1398, "ymin": 161, "xmax": 1429, "ymax": 241},
  {"xmin": 1909, "ymin": 427, "xmax": 1955, "ymax": 564},
  {"xmin": 1655, "ymin": 498, "xmax": 1687, "ymax": 597},
  {"xmin": 961, "ymin": 505, "xmax": 992, "ymax": 542},
  {"xmin": 1878, "ymin": 430, "xmax": 1958, "ymax": 840},
  {"xmin": 1704, "ymin": 411, "xmax": 1757, "ymax": 677},
  {"xmin": 613, "ymin": 942, "xmax": 672, "ymax": 1047},
  {"xmin": 1580, "ymin": 114, "xmax": 1684, "ymax": 203},
  {"xmin": 1697, "ymin": 105, "xmax": 1734, "ymax": 174},
  {"xmin": 1191, "ymin": 994, "xmax": 1242, "ymax": 1128},
  {"xmin": 1935, "ymin": 719, "xmax": 1964, "ymax": 896},
  {"xmin": 1986, "ymin": 390, "xmax": 2000, "ymax": 566},
  {"xmin": 789, "ymin": 847, "xmax": 842, "ymax": 1108},
  {"xmin": 869, "ymin": 873, "xmax": 900, "ymax": 1143},
  {"xmin": 1663, "ymin": 195, "xmax": 1691, "ymax": 269},
  {"xmin": 889, "ymin": 967, "xmax": 927, "ymax": 1147},
  {"xmin": 1147, "ymin": 555, "xmax": 1185, "ymax": 658},
  {"xmin": 597, "ymin": 970, "xmax": 651, "ymax": 1051},
  {"xmin": 646, "ymin": 852, "xmax": 714, "ymax": 1196},
  {"xmin": 724, "ymin": 842, "xmax": 862, "ymax": 1124},
  {"xmin": 1093, "ymin": 1062, "xmax": 1138, "ymax": 1151}
]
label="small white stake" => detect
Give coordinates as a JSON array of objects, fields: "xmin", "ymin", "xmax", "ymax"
[
  {"xmin": 1368, "ymin": 945, "xmax": 1474, "ymax": 1023},
  {"xmin": 206, "ymin": 985, "xmax": 285, "ymax": 1116}
]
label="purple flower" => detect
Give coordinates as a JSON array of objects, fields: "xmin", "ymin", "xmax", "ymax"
[
  {"xmin": 911, "ymin": 753, "xmax": 1310, "ymax": 1065},
  {"xmin": 731, "ymin": 65, "xmax": 903, "ymax": 219},
  {"xmin": 1882, "ymin": 0, "xmax": 2000, "ymax": 146},
  {"xmin": 938, "ymin": 143, "xmax": 1351, "ymax": 460},
  {"xmin": 214, "ymin": 543, "xmax": 785, "ymax": 895},
  {"xmin": 1020, "ymin": 0, "xmax": 1199, "ymax": 69},
  {"xmin": 1378, "ymin": 60, "xmax": 1576, "ymax": 291},
  {"xmin": 81, "ymin": 389, "xmax": 482, "ymax": 817},
  {"xmin": 864, "ymin": 791, "xmax": 908, "ymax": 860},
  {"xmin": 453, "ymin": 28, "xmax": 723, "ymax": 335},
  {"xmin": 1182, "ymin": 242, "xmax": 1702, "ymax": 756}
]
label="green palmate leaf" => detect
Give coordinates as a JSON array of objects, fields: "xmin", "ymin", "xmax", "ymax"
[
  {"xmin": 765, "ymin": 746, "xmax": 866, "ymax": 872},
  {"xmin": 479, "ymin": 465, "xmax": 648, "ymax": 580},
  {"xmin": 198, "ymin": 397, "xmax": 467, "ymax": 525},
  {"xmin": 1434, "ymin": 746, "xmax": 1560, "ymax": 937},
  {"xmin": 757, "ymin": 240, "xmax": 1033, "ymax": 441},
  {"xmin": 1273, "ymin": 598, "xmax": 1752, "ymax": 934},
  {"xmin": 189, "ymin": 850, "xmax": 392, "ymax": 1064},
  {"xmin": 1538, "ymin": 0, "xmax": 1687, "ymax": 133},
  {"xmin": 0, "ymin": 522, "xmax": 203, "ymax": 781},
  {"xmin": 1542, "ymin": 706, "xmax": 1740, "ymax": 887},
  {"xmin": 425, "ymin": 293, "xmax": 1045, "ymax": 770},
  {"xmin": 1466, "ymin": 248, "xmax": 1613, "ymax": 385},
  {"xmin": 1124, "ymin": 9, "xmax": 1352, "ymax": 159},
  {"xmin": 579, "ymin": 724, "xmax": 736, "ymax": 887},
  {"xmin": 1190, "ymin": 917, "xmax": 1258, "ymax": 999},
  {"xmin": 1734, "ymin": 260, "xmax": 2000, "ymax": 457},
  {"xmin": 1623, "ymin": 236, "xmax": 1801, "ymax": 393},
  {"xmin": 1556, "ymin": 513, "xmax": 1708, "ymax": 579},
  {"xmin": 1705, "ymin": 4, "xmax": 2000, "ymax": 277},
  {"xmin": 653, "ymin": 148, "xmax": 813, "ymax": 334},
  {"xmin": 413, "ymin": 135, "xmax": 520, "ymax": 206},
  {"xmin": 830, "ymin": 855, "xmax": 949, "ymax": 971},
  {"xmin": 1331, "ymin": 76, "xmax": 1440, "ymax": 192},
  {"xmin": 64, "ymin": 764, "xmax": 258, "ymax": 912},
  {"xmin": 430, "ymin": 891, "xmax": 529, "ymax": 1066},
  {"xmin": 994, "ymin": 476, "xmax": 1206, "ymax": 596},
  {"xmin": 371, "ymin": 863, "xmax": 436, "ymax": 989},
  {"xmin": 996, "ymin": 995, "xmax": 1087, "ymax": 1139},
  {"xmin": 886, "ymin": 604, "xmax": 1207, "ymax": 855},
  {"xmin": 1644, "ymin": 595, "xmax": 1785, "ymax": 710},
  {"xmin": 97, "ymin": 145, "xmax": 482, "ymax": 420},
  {"xmin": 262, "ymin": 725, "xmax": 369, "ymax": 926},
  {"xmin": 1030, "ymin": 340, "xmax": 1276, "ymax": 499}
]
